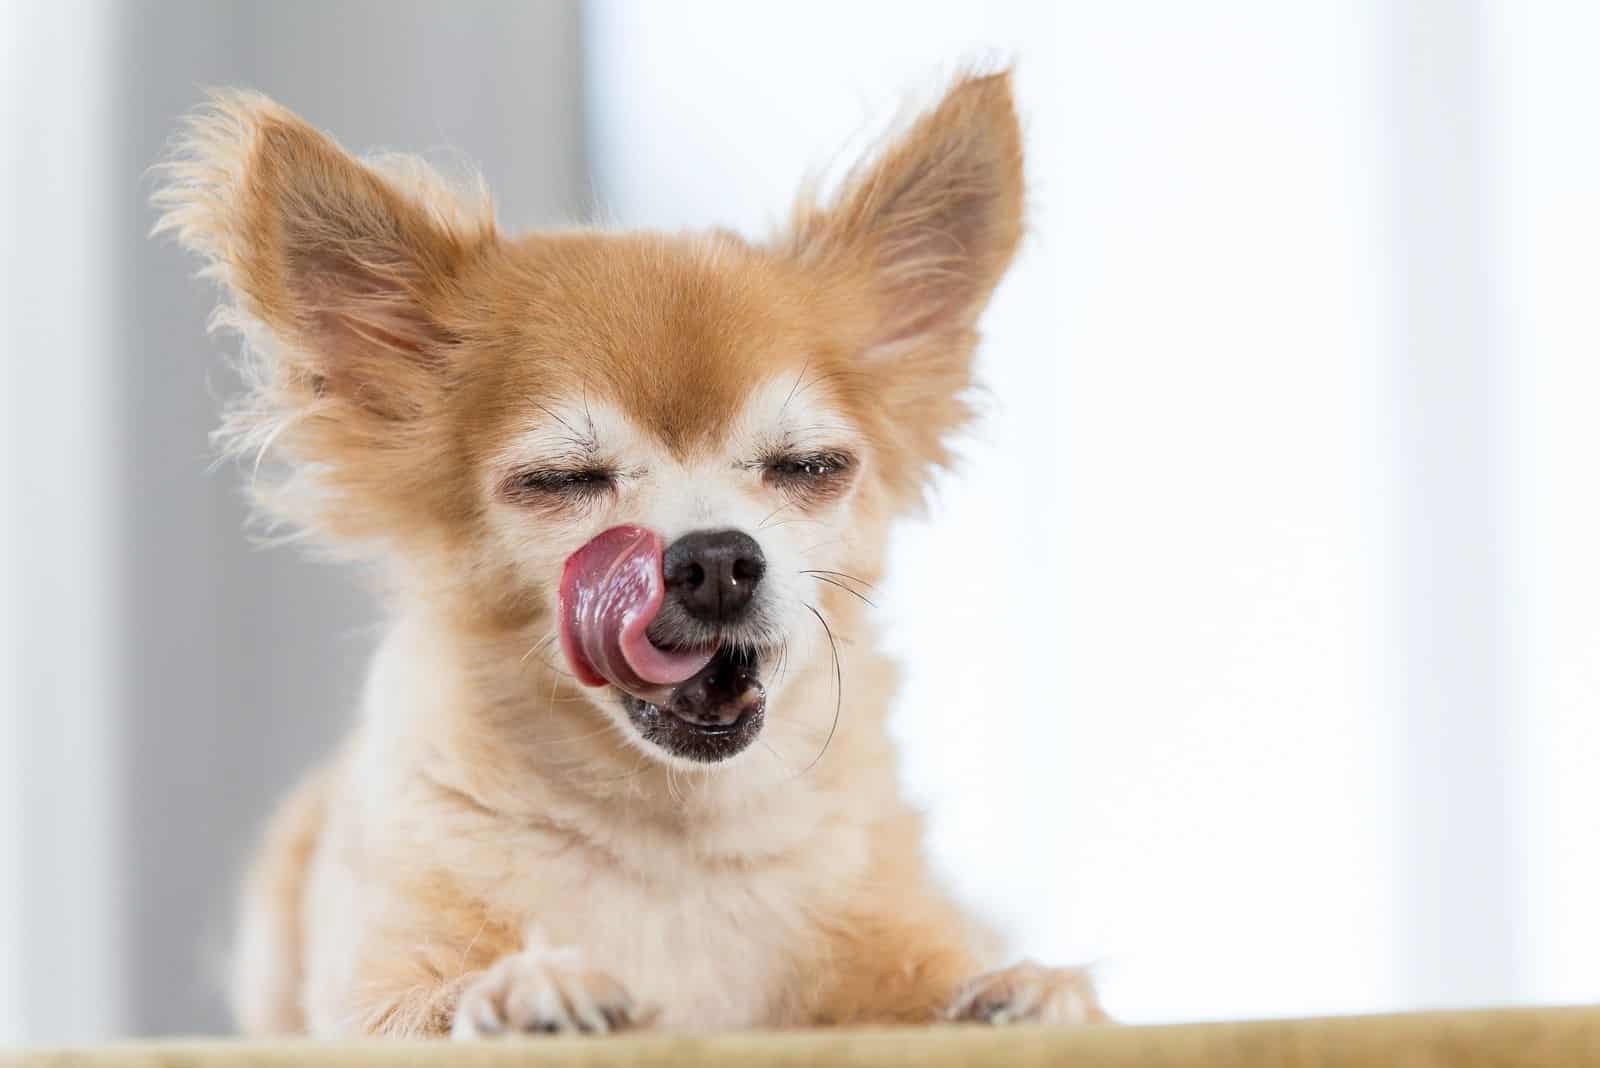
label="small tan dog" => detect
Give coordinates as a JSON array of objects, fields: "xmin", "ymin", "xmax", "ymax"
[{"xmin": 156, "ymin": 69, "xmax": 1104, "ymax": 1038}]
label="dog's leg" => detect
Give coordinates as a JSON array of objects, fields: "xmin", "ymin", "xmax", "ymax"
[
  {"xmin": 797, "ymin": 822, "xmax": 992, "ymax": 1025},
  {"xmin": 805, "ymin": 911, "xmax": 1107, "ymax": 1027},
  {"xmin": 231, "ymin": 764, "xmax": 332, "ymax": 1035},
  {"xmin": 801, "ymin": 817, "xmax": 1108, "ymax": 1027},
  {"xmin": 327, "ymin": 918, "xmax": 645, "ymax": 1039},
  {"xmin": 801, "ymin": 907, "xmax": 982, "ymax": 1025}
]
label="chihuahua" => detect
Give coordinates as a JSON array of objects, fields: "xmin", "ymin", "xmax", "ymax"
[{"xmin": 155, "ymin": 69, "xmax": 1104, "ymax": 1038}]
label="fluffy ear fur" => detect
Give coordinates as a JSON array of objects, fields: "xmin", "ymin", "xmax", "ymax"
[
  {"xmin": 787, "ymin": 70, "xmax": 1024, "ymax": 350},
  {"xmin": 153, "ymin": 92, "xmax": 495, "ymax": 549},
  {"xmin": 784, "ymin": 70, "xmax": 1026, "ymax": 504}
]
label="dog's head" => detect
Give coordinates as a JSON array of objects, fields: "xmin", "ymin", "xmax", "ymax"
[{"xmin": 156, "ymin": 72, "xmax": 1023, "ymax": 769}]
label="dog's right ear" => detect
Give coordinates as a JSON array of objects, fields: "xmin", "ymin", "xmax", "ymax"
[
  {"xmin": 154, "ymin": 93, "xmax": 496, "ymax": 546},
  {"xmin": 779, "ymin": 71, "xmax": 1025, "ymax": 507},
  {"xmin": 154, "ymin": 92, "xmax": 493, "ymax": 421}
]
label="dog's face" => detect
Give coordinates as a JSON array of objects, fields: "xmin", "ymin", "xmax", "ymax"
[
  {"xmin": 469, "ymin": 293, "xmax": 869, "ymax": 765},
  {"xmin": 157, "ymin": 73, "xmax": 1022, "ymax": 768}
]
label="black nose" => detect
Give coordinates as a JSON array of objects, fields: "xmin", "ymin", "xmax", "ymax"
[{"xmin": 662, "ymin": 529, "xmax": 766, "ymax": 624}]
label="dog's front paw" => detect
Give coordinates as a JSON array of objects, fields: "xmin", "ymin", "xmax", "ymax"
[
  {"xmin": 946, "ymin": 961, "xmax": 1107, "ymax": 1026},
  {"xmin": 451, "ymin": 940, "xmax": 650, "ymax": 1038}
]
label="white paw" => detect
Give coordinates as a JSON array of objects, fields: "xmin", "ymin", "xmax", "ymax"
[
  {"xmin": 946, "ymin": 960, "xmax": 1107, "ymax": 1026},
  {"xmin": 451, "ymin": 939, "xmax": 650, "ymax": 1039}
]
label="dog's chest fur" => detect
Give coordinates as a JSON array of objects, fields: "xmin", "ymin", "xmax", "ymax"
[
  {"xmin": 492, "ymin": 823, "xmax": 862, "ymax": 1029},
  {"xmin": 316, "ymin": 616, "xmax": 875, "ymax": 1032}
]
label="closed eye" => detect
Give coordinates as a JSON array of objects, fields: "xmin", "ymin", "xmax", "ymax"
[
  {"xmin": 762, "ymin": 449, "xmax": 856, "ymax": 501},
  {"xmin": 501, "ymin": 466, "xmax": 616, "ymax": 505}
]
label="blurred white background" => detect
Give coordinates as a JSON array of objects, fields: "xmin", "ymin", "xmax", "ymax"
[{"xmin": 3, "ymin": 0, "xmax": 1598, "ymax": 1042}]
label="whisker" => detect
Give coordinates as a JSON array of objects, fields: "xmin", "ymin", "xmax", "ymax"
[
  {"xmin": 802, "ymin": 568, "xmax": 878, "ymax": 591},
  {"xmin": 520, "ymin": 633, "xmax": 578, "ymax": 681},
  {"xmin": 541, "ymin": 724, "xmax": 628, "ymax": 745},
  {"xmin": 799, "ymin": 536, "xmax": 848, "ymax": 558},
  {"xmin": 542, "ymin": 662, "xmax": 564, "ymax": 730},
  {"xmin": 581, "ymin": 384, "xmax": 597, "ymax": 445},
  {"xmin": 784, "ymin": 422, "xmax": 859, "ymax": 436},
  {"xmin": 756, "ymin": 500, "xmax": 796, "ymax": 529},
  {"xmin": 521, "ymin": 633, "xmax": 559, "ymax": 668},
  {"xmin": 759, "ymin": 737, "xmax": 800, "ymax": 779},
  {"xmin": 760, "ymin": 517, "xmax": 825, "ymax": 532},
  {"xmin": 586, "ymin": 751, "xmax": 653, "ymax": 785},
  {"xmin": 772, "ymin": 637, "xmax": 792, "ymax": 689},
  {"xmin": 778, "ymin": 358, "xmax": 813, "ymax": 421},
  {"xmin": 799, "ymin": 602, "xmax": 843, "ymax": 777},
  {"xmin": 528, "ymin": 400, "xmax": 596, "ymax": 455},
  {"xmin": 801, "ymin": 571, "xmax": 876, "ymax": 608}
]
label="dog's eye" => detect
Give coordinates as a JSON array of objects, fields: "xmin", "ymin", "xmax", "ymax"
[
  {"xmin": 764, "ymin": 451, "xmax": 856, "ymax": 500},
  {"xmin": 771, "ymin": 456, "xmax": 841, "ymax": 479},
  {"xmin": 503, "ymin": 467, "xmax": 616, "ymax": 505}
]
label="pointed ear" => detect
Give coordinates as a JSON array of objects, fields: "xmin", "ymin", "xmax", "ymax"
[
  {"xmin": 787, "ymin": 70, "xmax": 1025, "ymax": 348},
  {"xmin": 154, "ymin": 91, "xmax": 493, "ymax": 421},
  {"xmin": 153, "ymin": 92, "xmax": 496, "ymax": 548}
]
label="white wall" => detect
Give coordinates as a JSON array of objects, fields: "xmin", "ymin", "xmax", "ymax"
[
  {"xmin": 2, "ymin": 0, "xmax": 127, "ymax": 1040},
  {"xmin": 1, "ymin": 6, "xmax": 22, "ymax": 1038},
  {"xmin": 584, "ymin": 0, "xmax": 1599, "ymax": 1022},
  {"xmin": 1494, "ymin": 2, "xmax": 1600, "ymax": 1006}
]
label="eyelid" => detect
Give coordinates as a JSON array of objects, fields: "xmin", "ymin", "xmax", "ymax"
[
  {"xmin": 761, "ymin": 449, "xmax": 858, "ymax": 500},
  {"xmin": 765, "ymin": 448, "xmax": 855, "ymax": 471},
  {"xmin": 500, "ymin": 465, "xmax": 616, "ymax": 504}
]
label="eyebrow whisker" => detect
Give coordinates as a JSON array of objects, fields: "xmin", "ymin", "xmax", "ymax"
[{"xmin": 779, "ymin": 357, "xmax": 813, "ymax": 421}]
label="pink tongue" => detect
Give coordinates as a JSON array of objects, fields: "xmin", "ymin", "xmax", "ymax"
[{"xmin": 558, "ymin": 525, "xmax": 713, "ymax": 701}]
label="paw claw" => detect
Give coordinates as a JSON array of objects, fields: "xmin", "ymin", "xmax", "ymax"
[
  {"xmin": 451, "ymin": 944, "xmax": 642, "ymax": 1039},
  {"xmin": 947, "ymin": 961, "xmax": 1106, "ymax": 1027}
]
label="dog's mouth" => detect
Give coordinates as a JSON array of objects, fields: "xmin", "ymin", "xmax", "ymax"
[
  {"xmin": 620, "ymin": 645, "xmax": 766, "ymax": 763},
  {"xmin": 559, "ymin": 525, "xmax": 766, "ymax": 762}
]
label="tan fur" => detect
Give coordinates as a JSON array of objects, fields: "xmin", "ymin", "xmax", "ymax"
[
  {"xmin": 230, "ymin": 761, "xmax": 332, "ymax": 1034},
  {"xmin": 156, "ymin": 70, "xmax": 1104, "ymax": 1038}
]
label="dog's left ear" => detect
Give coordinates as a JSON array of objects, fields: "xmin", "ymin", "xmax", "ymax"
[
  {"xmin": 784, "ymin": 71, "xmax": 1024, "ymax": 503},
  {"xmin": 787, "ymin": 70, "xmax": 1024, "ymax": 351}
]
